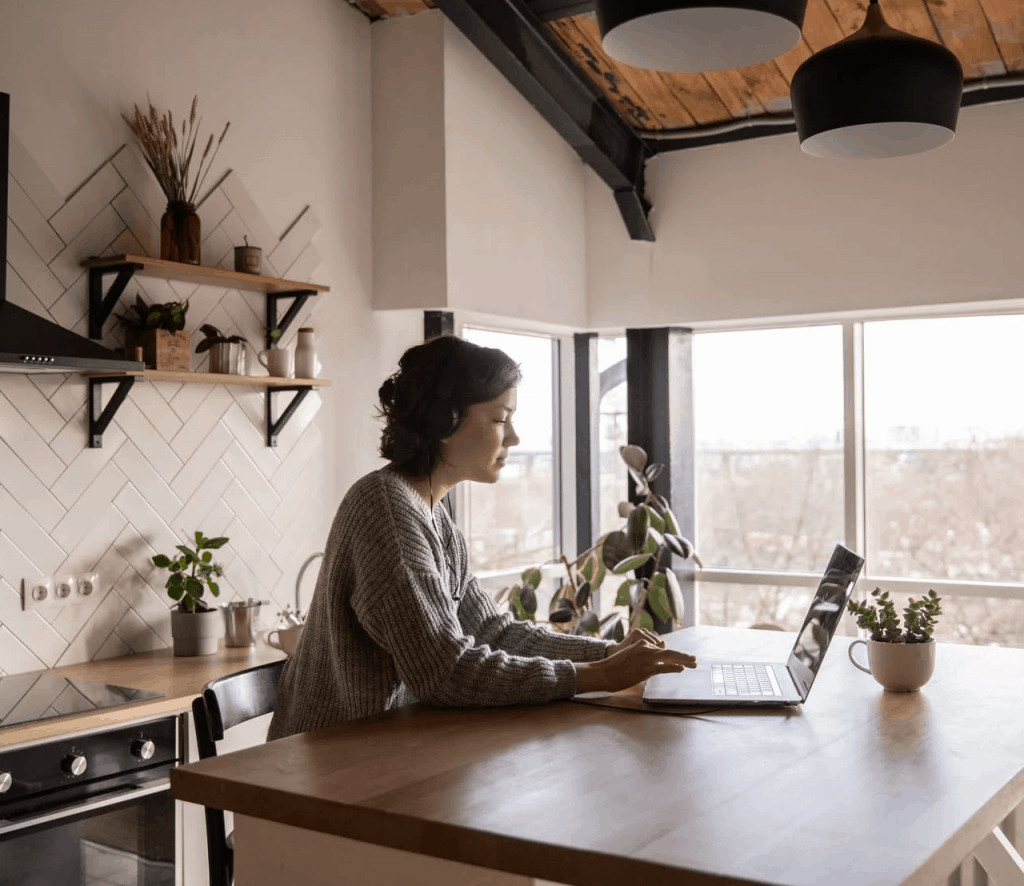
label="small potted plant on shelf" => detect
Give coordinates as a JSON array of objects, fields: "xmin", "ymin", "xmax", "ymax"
[
  {"xmin": 195, "ymin": 324, "xmax": 248, "ymax": 375},
  {"xmin": 847, "ymin": 587, "xmax": 944, "ymax": 691},
  {"xmin": 152, "ymin": 530, "xmax": 228, "ymax": 656},
  {"xmin": 496, "ymin": 444, "xmax": 702, "ymax": 640},
  {"xmin": 116, "ymin": 293, "xmax": 191, "ymax": 371}
]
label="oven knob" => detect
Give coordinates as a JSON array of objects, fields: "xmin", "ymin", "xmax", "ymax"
[
  {"xmin": 0, "ymin": 772, "xmax": 12, "ymax": 793},
  {"xmin": 131, "ymin": 739, "xmax": 156, "ymax": 761},
  {"xmin": 62, "ymin": 754, "xmax": 88, "ymax": 777}
]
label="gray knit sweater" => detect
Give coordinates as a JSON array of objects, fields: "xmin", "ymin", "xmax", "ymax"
[{"xmin": 268, "ymin": 467, "xmax": 613, "ymax": 740}]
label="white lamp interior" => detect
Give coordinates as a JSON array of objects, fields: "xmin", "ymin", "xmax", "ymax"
[
  {"xmin": 602, "ymin": 8, "xmax": 802, "ymax": 72},
  {"xmin": 800, "ymin": 121, "xmax": 956, "ymax": 159}
]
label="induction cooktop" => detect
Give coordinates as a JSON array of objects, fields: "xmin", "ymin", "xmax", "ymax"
[{"xmin": 0, "ymin": 670, "xmax": 164, "ymax": 728}]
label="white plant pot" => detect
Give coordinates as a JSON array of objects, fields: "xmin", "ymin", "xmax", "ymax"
[{"xmin": 170, "ymin": 607, "xmax": 223, "ymax": 656}]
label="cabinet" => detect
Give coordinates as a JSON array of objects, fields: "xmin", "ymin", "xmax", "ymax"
[{"xmin": 81, "ymin": 255, "xmax": 330, "ymax": 447}]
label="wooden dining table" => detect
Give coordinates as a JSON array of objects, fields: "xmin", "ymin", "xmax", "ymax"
[{"xmin": 170, "ymin": 625, "xmax": 1024, "ymax": 886}]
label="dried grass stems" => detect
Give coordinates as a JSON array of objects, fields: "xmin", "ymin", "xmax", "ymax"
[{"xmin": 123, "ymin": 96, "xmax": 230, "ymax": 206}]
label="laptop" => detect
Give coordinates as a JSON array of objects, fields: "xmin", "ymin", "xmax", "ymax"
[{"xmin": 642, "ymin": 543, "xmax": 865, "ymax": 707}]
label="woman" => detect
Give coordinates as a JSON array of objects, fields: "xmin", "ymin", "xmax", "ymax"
[{"xmin": 268, "ymin": 335, "xmax": 696, "ymax": 740}]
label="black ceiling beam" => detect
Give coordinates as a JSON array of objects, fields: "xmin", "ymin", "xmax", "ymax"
[
  {"xmin": 432, "ymin": 0, "xmax": 655, "ymax": 241},
  {"xmin": 523, "ymin": 0, "xmax": 596, "ymax": 21}
]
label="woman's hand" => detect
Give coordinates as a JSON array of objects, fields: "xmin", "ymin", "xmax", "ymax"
[
  {"xmin": 575, "ymin": 639, "xmax": 697, "ymax": 694},
  {"xmin": 606, "ymin": 627, "xmax": 665, "ymax": 658}
]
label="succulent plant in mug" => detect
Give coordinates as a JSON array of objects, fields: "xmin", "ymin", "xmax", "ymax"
[
  {"xmin": 496, "ymin": 444, "xmax": 702, "ymax": 640},
  {"xmin": 152, "ymin": 530, "xmax": 229, "ymax": 613},
  {"xmin": 847, "ymin": 587, "xmax": 943, "ymax": 643}
]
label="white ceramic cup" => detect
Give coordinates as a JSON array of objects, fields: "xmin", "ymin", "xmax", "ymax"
[
  {"xmin": 266, "ymin": 624, "xmax": 303, "ymax": 656},
  {"xmin": 258, "ymin": 347, "xmax": 293, "ymax": 378},
  {"xmin": 849, "ymin": 638, "xmax": 936, "ymax": 691}
]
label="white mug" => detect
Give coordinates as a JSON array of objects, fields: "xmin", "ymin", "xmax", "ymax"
[
  {"xmin": 266, "ymin": 625, "xmax": 303, "ymax": 655},
  {"xmin": 258, "ymin": 347, "xmax": 293, "ymax": 378},
  {"xmin": 849, "ymin": 638, "xmax": 936, "ymax": 692}
]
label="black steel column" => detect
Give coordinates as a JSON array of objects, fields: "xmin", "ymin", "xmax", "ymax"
[
  {"xmin": 574, "ymin": 333, "xmax": 600, "ymax": 557},
  {"xmin": 626, "ymin": 327, "xmax": 695, "ymax": 630},
  {"xmin": 424, "ymin": 311, "xmax": 454, "ymax": 340}
]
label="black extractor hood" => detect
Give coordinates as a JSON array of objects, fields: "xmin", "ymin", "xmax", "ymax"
[{"xmin": 0, "ymin": 92, "xmax": 143, "ymax": 374}]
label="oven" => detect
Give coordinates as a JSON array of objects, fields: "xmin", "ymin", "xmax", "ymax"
[{"xmin": 0, "ymin": 715, "xmax": 181, "ymax": 886}]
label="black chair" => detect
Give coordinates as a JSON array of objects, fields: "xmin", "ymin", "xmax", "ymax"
[{"xmin": 191, "ymin": 659, "xmax": 286, "ymax": 886}]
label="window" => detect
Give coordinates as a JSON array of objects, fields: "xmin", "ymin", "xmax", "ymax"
[
  {"xmin": 461, "ymin": 328, "xmax": 559, "ymax": 575},
  {"xmin": 686, "ymin": 314, "xmax": 1024, "ymax": 647},
  {"xmin": 693, "ymin": 326, "xmax": 845, "ymax": 575}
]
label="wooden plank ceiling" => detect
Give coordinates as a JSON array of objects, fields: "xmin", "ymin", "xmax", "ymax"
[{"xmin": 355, "ymin": 0, "xmax": 1023, "ymax": 132}]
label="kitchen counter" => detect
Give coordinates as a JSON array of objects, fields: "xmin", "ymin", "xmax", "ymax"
[
  {"xmin": 170, "ymin": 626, "xmax": 1024, "ymax": 886},
  {"xmin": 0, "ymin": 643, "xmax": 286, "ymax": 749}
]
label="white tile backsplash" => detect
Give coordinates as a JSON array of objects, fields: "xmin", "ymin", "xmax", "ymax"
[{"xmin": 0, "ymin": 149, "xmax": 328, "ymax": 674}]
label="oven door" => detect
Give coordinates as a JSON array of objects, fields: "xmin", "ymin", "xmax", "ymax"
[{"xmin": 0, "ymin": 772, "xmax": 175, "ymax": 886}]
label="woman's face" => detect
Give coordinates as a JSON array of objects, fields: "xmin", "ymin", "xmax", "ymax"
[{"xmin": 440, "ymin": 387, "xmax": 520, "ymax": 484}]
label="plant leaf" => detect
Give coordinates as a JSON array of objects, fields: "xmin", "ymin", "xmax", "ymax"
[
  {"xmin": 549, "ymin": 608, "xmax": 574, "ymax": 624},
  {"xmin": 577, "ymin": 611, "xmax": 599, "ymax": 634},
  {"xmin": 601, "ymin": 531, "xmax": 632, "ymax": 571},
  {"xmin": 661, "ymin": 506, "xmax": 681, "ymax": 536},
  {"xmin": 521, "ymin": 567, "xmax": 542, "ymax": 589},
  {"xmin": 613, "ymin": 553, "xmax": 653, "ymax": 574},
  {"xmin": 638, "ymin": 610, "xmax": 654, "ymax": 632},
  {"xmin": 519, "ymin": 583, "xmax": 537, "ymax": 614},
  {"xmin": 664, "ymin": 568, "xmax": 685, "ymax": 621},
  {"xmin": 615, "ymin": 579, "xmax": 634, "ymax": 607},
  {"xmin": 152, "ymin": 554, "xmax": 171, "ymax": 568},
  {"xmin": 201, "ymin": 551, "xmax": 212, "ymax": 563},
  {"xmin": 644, "ymin": 462, "xmax": 664, "ymax": 482},
  {"xmin": 616, "ymin": 501, "xmax": 635, "ymax": 519},
  {"xmin": 579, "ymin": 557, "xmax": 595, "ymax": 583},
  {"xmin": 626, "ymin": 505, "xmax": 650, "ymax": 552},
  {"xmin": 647, "ymin": 575, "xmax": 673, "ymax": 622},
  {"xmin": 619, "ymin": 444, "xmax": 648, "ymax": 471},
  {"xmin": 208, "ymin": 580, "xmax": 220, "ymax": 596},
  {"xmin": 643, "ymin": 505, "xmax": 665, "ymax": 534},
  {"xmin": 575, "ymin": 580, "xmax": 591, "ymax": 609},
  {"xmin": 202, "ymin": 536, "xmax": 229, "ymax": 550}
]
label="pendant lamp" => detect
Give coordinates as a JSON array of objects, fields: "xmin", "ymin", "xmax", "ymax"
[
  {"xmin": 791, "ymin": 0, "xmax": 963, "ymax": 159},
  {"xmin": 596, "ymin": 0, "xmax": 807, "ymax": 73}
]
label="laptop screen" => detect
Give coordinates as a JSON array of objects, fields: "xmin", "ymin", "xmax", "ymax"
[{"xmin": 786, "ymin": 544, "xmax": 865, "ymax": 699}]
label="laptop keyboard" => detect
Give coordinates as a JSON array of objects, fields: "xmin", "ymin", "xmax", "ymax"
[{"xmin": 712, "ymin": 664, "xmax": 782, "ymax": 697}]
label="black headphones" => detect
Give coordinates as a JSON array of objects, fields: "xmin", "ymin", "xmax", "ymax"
[{"xmin": 423, "ymin": 345, "xmax": 461, "ymax": 440}]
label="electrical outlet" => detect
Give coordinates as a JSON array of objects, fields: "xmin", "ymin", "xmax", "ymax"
[
  {"xmin": 76, "ymin": 573, "xmax": 99, "ymax": 599},
  {"xmin": 22, "ymin": 577, "xmax": 54, "ymax": 612},
  {"xmin": 54, "ymin": 575, "xmax": 76, "ymax": 602}
]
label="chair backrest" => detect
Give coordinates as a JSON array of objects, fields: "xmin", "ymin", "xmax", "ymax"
[{"xmin": 191, "ymin": 659, "xmax": 286, "ymax": 886}]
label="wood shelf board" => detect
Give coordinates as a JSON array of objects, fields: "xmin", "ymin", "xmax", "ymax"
[
  {"xmin": 83, "ymin": 255, "xmax": 329, "ymax": 294},
  {"xmin": 84, "ymin": 370, "xmax": 331, "ymax": 388}
]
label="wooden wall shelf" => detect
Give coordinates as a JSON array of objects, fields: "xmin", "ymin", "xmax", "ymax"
[{"xmin": 79, "ymin": 255, "xmax": 331, "ymax": 449}]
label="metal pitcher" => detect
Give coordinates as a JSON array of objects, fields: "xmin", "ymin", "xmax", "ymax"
[{"xmin": 222, "ymin": 599, "xmax": 268, "ymax": 647}]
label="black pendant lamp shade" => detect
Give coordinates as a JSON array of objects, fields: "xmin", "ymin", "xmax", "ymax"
[
  {"xmin": 596, "ymin": 0, "xmax": 808, "ymax": 73},
  {"xmin": 791, "ymin": 0, "xmax": 963, "ymax": 159}
]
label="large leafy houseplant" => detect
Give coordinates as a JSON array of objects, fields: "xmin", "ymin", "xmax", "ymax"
[
  {"xmin": 152, "ymin": 531, "xmax": 228, "ymax": 613},
  {"xmin": 496, "ymin": 445, "xmax": 702, "ymax": 641}
]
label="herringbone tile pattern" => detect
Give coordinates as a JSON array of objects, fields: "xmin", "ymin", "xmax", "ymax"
[{"xmin": 0, "ymin": 137, "xmax": 329, "ymax": 675}]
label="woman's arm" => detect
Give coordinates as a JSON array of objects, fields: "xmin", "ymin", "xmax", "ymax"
[{"xmin": 458, "ymin": 575, "xmax": 614, "ymax": 663}]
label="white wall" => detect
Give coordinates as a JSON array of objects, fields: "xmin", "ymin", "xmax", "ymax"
[
  {"xmin": 371, "ymin": 11, "xmax": 588, "ymax": 328},
  {"xmin": 0, "ymin": 0, "xmax": 423, "ymax": 673},
  {"xmin": 587, "ymin": 99, "xmax": 1024, "ymax": 329}
]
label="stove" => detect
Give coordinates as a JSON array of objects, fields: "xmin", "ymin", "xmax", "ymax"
[{"xmin": 0, "ymin": 671, "xmax": 164, "ymax": 729}]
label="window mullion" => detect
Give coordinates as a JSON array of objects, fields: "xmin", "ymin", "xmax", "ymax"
[{"xmin": 843, "ymin": 321, "xmax": 866, "ymax": 564}]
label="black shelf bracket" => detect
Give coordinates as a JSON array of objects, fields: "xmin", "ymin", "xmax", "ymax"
[
  {"xmin": 89, "ymin": 376, "xmax": 136, "ymax": 448},
  {"xmin": 88, "ymin": 263, "xmax": 144, "ymax": 339},
  {"xmin": 266, "ymin": 386, "xmax": 313, "ymax": 447},
  {"xmin": 266, "ymin": 290, "xmax": 318, "ymax": 350}
]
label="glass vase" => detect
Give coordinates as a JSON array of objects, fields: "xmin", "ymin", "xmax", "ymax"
[{"xmin": 160, "ymin": 201, "xmax": 201, "ymax": 265}]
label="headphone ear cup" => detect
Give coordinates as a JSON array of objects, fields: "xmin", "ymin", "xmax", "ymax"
[{"xmin": 426, "ymin": 399, "xmax": 460, "ymax": 439}]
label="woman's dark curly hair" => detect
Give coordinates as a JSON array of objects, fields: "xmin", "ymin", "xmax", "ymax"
[{"xmin": 378, "ymin": 335, "xmax": 522, "ymax": 477}]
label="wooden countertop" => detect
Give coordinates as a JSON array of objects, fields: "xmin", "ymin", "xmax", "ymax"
[
  {"xmin": 0, "ymin": 643, "xmax": 286, "ymax": 749},
  {"xmin": 170, "ymin": 626, "xmax": 1024, "ymax": 886}
]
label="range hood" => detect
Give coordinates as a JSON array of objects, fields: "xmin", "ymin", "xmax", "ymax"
[{"xmin": 0, "ymin": 92, "xmax": 143, "ymax": 374}]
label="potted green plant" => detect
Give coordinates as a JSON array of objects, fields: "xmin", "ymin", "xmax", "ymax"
[
  {"xmin": 496, "ymin": 444, "xmax": 702, "ymax": 640},
  {"xmin": 152, "ymin": 530, "xmax": 228, "ymax": 656},
  {"xmin": 847, "ymin": 587, "xmax": 943, "ymax": 691},
  {"xmin": 195, "ymin": 324, "xmax": 248, "ymax": 375},
  {"xmin": 116, "ymin": 293, "xmax": 191, "ymax": 371}
]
